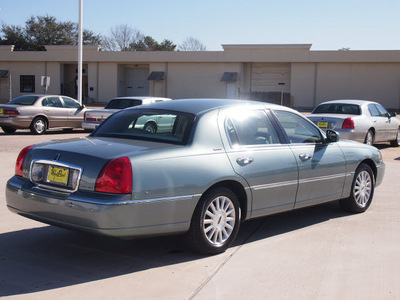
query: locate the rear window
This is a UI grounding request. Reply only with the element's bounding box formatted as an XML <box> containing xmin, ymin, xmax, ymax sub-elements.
<box><xmin>313</xmin><ymin>103</ymin><xmax>361</xmax><ymax>115</ymax></box>
<box><xmin>91</xmin><ymin>109</ymin><xmax>195</xmax><ymax>145</ymax></box>
<box><xmin>105</xmin><ymin>99</ymin><xmax>142</xmax><ymax>109</ymax></box>
<box><xmin>9</xmin><ymin>95</ymin><xmax>39</xmax><ymax>105</ymax></box>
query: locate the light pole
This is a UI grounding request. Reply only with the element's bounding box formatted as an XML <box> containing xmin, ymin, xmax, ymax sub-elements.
<box><xmin>77</xmin><ymin>0</ymin><xmax>83</xmax><ymax>105</ymax></box>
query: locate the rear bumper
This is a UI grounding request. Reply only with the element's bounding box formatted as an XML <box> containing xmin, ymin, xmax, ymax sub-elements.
<box><xmin>0</xmin><ymin>116</ymin><xmax>31</xmax><ymax>129</ymax></box>
<box><xmin>81</xmin><ymin>121</ymin><xmax>100</xmax><ymax>131</ymax></box>
<box><xmin>321</xmin><ymin>129</ymin><xmax>367</xmax><ymax>143</ymax></box>
<box><xmin>6</xmin><ymin>176</ymin><xmax>198</xmax><ymax>237</ymax></box>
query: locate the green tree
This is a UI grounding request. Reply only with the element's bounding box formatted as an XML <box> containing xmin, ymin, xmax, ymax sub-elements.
<box><xmin>0</xmin><ymin>15</ymin><xmax>101</xmax><ymax>51</ymax></box>
<box><xmin>130</xmin><ymin>36</ymin><xmax>176</xmax><ymax>51</ymax></box>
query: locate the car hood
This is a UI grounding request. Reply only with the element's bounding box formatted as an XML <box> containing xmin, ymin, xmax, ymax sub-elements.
<box><xmin>25</xmin><ymin>137</ymin><xmax>184</xmax><ymax>191</ymax></box>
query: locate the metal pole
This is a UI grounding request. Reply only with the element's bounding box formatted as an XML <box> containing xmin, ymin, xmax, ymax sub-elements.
<box><xmin>78</xmin><ymin>0</ymin><xmax>83</xmax><ymax>104</ymax></box>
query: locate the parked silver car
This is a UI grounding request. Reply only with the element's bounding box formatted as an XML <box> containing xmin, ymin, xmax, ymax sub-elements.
<box><xmin>82</xmin><ymin>96</ymin><xmax>171</xmax><ymax>131</ymax></box>
<box><xmin>307</xmin><ymin>99</ymin><xmax>400</xmax><ymax>146</ymax></box>
<box><xmin>0</xmin><ymin>94</ymin><xmax>86</xmax><ymax>134</ymax></box>
<box><xmin>6</xmin><ymin>99</ymin><xmax>385</xmax><ymax>254</ymax></box>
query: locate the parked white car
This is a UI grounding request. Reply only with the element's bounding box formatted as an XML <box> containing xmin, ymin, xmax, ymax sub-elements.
<box><xmin>307</xmin><ymin>99</ymin><xmax>400</xmax><ymax>147</ymax></box>
<box><xmin>82</xmin><ymin>96</ymin><xmax>171</xmax><ymax>131</ymax></box>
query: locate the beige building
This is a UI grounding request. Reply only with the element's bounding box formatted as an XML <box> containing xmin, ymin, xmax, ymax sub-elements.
<box><xmin>1</xmin><ymin>44</ymin><xmax>400</xmax><ymax>110</ymax></box>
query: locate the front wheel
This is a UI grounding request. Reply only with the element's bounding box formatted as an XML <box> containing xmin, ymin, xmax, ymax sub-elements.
<box><xmin>30</xmin><ymin>117</ymin><xmax>47</xmax><ymax>135</ymax></box>
<box><xmin>144</xmin><ymin>122</ymin><xmax>157</xmax><ymax>133</ymax></box>
<box><xmin>390</xmin><ymin>127</ymin><xmax>400</xmax><ymax>147</ymax></box>
<box><xmin>187</xmin><ymin>187</ymin><xmax>241</xmax><ymax>254</ymax></box>
<box><xmin>339</xmin><ymin>163</ymin><xmax>374</xmax><ymax>213</ymax></box>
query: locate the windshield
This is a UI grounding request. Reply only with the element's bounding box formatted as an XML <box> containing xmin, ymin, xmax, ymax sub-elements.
<box><xmin>105</xmin><ymin>99</ymin><xmax>143</xmax><ymax>109</ymax></box>
<box><xmin>91</xmin><ymin>109</ymin><xmax>195</xmax><ymax>145</ymax></box>
<box><xmin>313</xmin><ymin>103</ymin><xmax>361</xmax><ymax>115</ymax></box>
<box><xmin>9</xmin><ymin>95</ymin><xmax>39</xmax><ymax>105</ymax></box>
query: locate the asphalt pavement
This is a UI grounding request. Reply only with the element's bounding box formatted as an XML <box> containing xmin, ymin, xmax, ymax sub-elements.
<box><xmin>0</xmin><ymin>128</ymin><xmax>399</xmax><ymax>299</ymax></box>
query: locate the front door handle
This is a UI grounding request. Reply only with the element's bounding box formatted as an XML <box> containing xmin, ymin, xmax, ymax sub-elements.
<box><xmin>299</xmin><ymin>153</ymin><xmax>312</xmax><ymax>161</ymax></box>
<box><xmin>236</xmin><ymin>157</ymin><xmax>254</xmax><ymax>166</ymax></box>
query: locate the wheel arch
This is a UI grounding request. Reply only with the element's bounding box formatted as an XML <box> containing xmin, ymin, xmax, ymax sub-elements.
<box><xmin>359</xmin><ymin>158</ymin><xmax>377</xmax><ymax>183</ymax></box>
<box><xmin>31</xmin><ymin>115</ymin><xmax>49</xmax><ymax>129</ymax></box>
<box><xmin>199</xmin><ymin>180</ymin><xmax>248</xmax><ymax>220</ymax></box>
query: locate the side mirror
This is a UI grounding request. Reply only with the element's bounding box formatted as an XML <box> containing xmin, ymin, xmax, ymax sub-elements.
<box><xmin>391</xmin><ymin>112</ymin><xmax>397</xmax><ymax>117</ymax></box>
<box><xmin>80</xmin><ymin>105</ymin><xmax>85</xmax><ymax>110</ymax></box>
<box><xmin>325</xmin><ymin>130</ymin><xmax>339</xmax><ymax>143</ymax></box>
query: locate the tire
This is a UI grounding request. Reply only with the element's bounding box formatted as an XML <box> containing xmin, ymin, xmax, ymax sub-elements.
<box><xmin>63</xmin><ymin>128</ymin><xmax>74</xmax><ymax>133</ymax></box>
<box><xmin>390</xmin><ymin>127</ymin><xmax>400</xmax><ymax>147</ymax></box>
<box><xmin>187</xmin><ymin>187</ymin><xmax>241</xmax><ymax>254</ymax></box>
<box><xmin>30</xmin><ymin>117</ymin><xmax>47</xmax><ymax>135</ymax></box>
<box><xmin>364</xmin><ymin>130</ymin><xmax>374</xmax><ymax>146</ymax></box>
<box><xmin>144</xmin><ymin>122</ymin><xmax>157</xmax><ymax>133</ymax></box>
<box><xmin>1</xmin><ymin>126</ymin><xmax>16</xmax><ymax>134</ymax></box>
<box><xmin>339</xmin><ymin>163</ymin><xmax>374</xmax><ymax>213</ymax></box>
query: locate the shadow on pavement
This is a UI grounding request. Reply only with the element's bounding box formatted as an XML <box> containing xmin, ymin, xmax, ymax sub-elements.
<box><xmin>0</xmin><ymin>201</ymin><xmax>347</xmax><ymax>297</ymax></box>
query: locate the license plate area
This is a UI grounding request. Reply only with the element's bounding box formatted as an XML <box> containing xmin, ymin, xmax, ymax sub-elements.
<box><xmin>317</xmin><ymin>121</ymin><xmax>328</xmax><ymax>128</ymax></box>
<box><xmin>47</xmin><ymin>166</ymin><xmax>69</xmax><ymax>185</ymax></box>
<box><xmin>30</xmin><ymin>160</ymin><xmax>82</xmax><ymax>192</ymax></box>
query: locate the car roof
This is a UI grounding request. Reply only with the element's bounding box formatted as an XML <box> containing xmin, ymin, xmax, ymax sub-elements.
<box><xmin>127</xmin><ymin>98</ymin><xmax>292</xmax><ymax>115</ymax></box>
<box><xmin>318</xmin><ymin>99</ymin><xmax>378</xmax><ymax>106</ymax></box>
<box><xmin>111</xmin><ymin>96</ymin><xmax>171</xmax><ymax>101</ymax></box>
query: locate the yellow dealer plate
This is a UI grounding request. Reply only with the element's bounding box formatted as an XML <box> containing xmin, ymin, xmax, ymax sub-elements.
<box><xmin>317</xmin><ymin>122</ymin><xmax>328</xmax><ymax>128</ymax></box>
<box><xmin>48</xmin><ymin>166</ymin><xmax>69</xmax><ymax>185</ymax></box>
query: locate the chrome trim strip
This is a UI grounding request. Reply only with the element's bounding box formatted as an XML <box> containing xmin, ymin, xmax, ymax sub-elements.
<box><xmin>69</xmin><ymin>194</ymin><xmax>200</xmax><ymax>206</ymax></box>
<box><xmin>252</xmin><ymin>173</ymin><xmax>351</xmax><ymax>191</ymax></box>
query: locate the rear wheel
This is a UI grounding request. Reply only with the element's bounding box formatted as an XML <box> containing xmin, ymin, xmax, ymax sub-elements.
<box><xmin>1</xmin><ymin>126</ymin><xmax>16</xmax><ymax>134</ymax></box>
<box><xmin>144</xmin><ymin>122</ymin><xmax>157</xmax><ymax>133</ymax></box>
<box><xmin>390</xmin><ymin>127</ymin><xmax>400</xmax><ymax>147</ymax></box>
<box><xmin>187</xmin><ymin>187</ymin><xmax>241</xmax><ymax>254</ymax></box>
<box><xmin>339</xmin><ymin>163</ymin><xmax>374</xmax><ymax>213</ymax></box>
<box><xmin>30</xmin><ymin>117</ymin><xmax>47</xmax><ymax>135</ymax></box>
<box><xmin>364</xmin><ymin>130</ymin><xmax>374</xmax><ymax>146</ymax></box>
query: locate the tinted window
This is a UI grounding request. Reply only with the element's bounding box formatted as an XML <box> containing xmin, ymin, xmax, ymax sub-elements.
<box><xmin>313</xmin><ymin>103</ymin><xmax>361</xmax><ymax>115</ymax></box>
<box><xmin>226</xmin><ymin>110</ymin><xmax>280</xmax><ymax>146</ymax></box>
<box><xmin>9</xmin><ymin>95</ymin><xmax>39</xmax><ymax>105</ymax></box>
<box><xmin>375</xmin><ymin>104</ymin><xmax>389</xmax><ymax>117</ymax></box>
<box><xmin>62</xmin><ymin>97</ymin><xmax>80</xmax><ymax>108</ymax></box>
<box><xmin>368</xmin><ymin>104</ymin><xmax>380</xmax><ymax>116</ymax></box>
<box><xmin>274</xmin><ymin>110</ymin><xmax>323</xmax><ymax>143</ymax></box>
<box><xmin>105</xmin><ymin>99</ymin><xmax>142</xmax><ymax>109</ymax></box>
<box><xmin>92</xmin><ymin>109</ymin><xmax>195</xmax><ymax>145</ymax></box>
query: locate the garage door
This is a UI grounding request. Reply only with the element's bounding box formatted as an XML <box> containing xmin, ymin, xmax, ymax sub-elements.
<box><xmin>251</xmin><ymin>63</ymin><xmax>291</xmax><ymax>92</ymax></box>
<box><xmin>125</xmin><ymin>68</ymin><xmax>149</xmax><ymax>96</ymax></box>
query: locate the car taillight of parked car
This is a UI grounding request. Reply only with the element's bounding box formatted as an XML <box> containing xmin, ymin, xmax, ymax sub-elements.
<box><xmin>4</xmin><ymin>109</ymin><xmax>20</xmax><ymax>116</ymax></box>
<box><xmin>342</xmin><ymin>118</ymin><xmax>355</xmax><ymax>129</ymax></box>
<box><xmin>95</xmin><ymin>156</ymin><xmax>133</xmax><ymax>194</ymax></box>
<box><xmin>15</xmin><ymin>145</ymin><xmax>34</xmax><ymax>177</ymax></box>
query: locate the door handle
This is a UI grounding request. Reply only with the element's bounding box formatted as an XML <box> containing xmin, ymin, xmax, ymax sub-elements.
<box><xmin>236</xmin><ymin>157</ymin><xmax>254</xmax><ymax>166</ymax></box>
<box><xmin>299</xmin><ymin>154</ymin><xmax>312</xmax><ymax>161</ymax></box>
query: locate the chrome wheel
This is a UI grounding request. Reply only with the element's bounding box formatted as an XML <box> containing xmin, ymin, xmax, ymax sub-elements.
<box><xmin>30</xmin><ymin>117</ymin><xmax>47</xmax><ymax>134</ymax></box>
<box><xmin>353</xmin><ymin>170</ymin><xmax>372</xmax><ymax>208</ymax></box>
<box><xmin>203</xmin><ymin>196</ymin><xmax>236</xmax><ymax>246</ymax></box>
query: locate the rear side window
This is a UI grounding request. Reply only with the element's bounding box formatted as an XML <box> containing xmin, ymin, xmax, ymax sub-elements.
<box><xmin>62</xmin><ymin>97</ymin><xmax>80</xmax><ymax>109</ymax></box>
<box><xmin>225</xmin><ymin>110</ymin><xmax>280</xmax><ymax>146</ymax></box>
<box><xmin>44</xmin><ymin>97</ymin><xmax>63</xmax><ymax>108</ymax></box>
<box><xmin>274</xmin><ymin>110</ymin><xmax>323</xmax><ymax>144</ymax></box>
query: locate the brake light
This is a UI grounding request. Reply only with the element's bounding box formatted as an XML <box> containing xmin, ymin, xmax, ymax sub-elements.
<box><xmin>4</xmin><ymin>109</ymin><xmax>19</xmax><ymax>116</ymax></box>
<box><xmin>84</xmin><ymin>112</ymin><xmax>96</xmax><ymax>122</ymax></box>
<box><xmin>15</xmin><ymin>145</ymin><xmax>34</xmax><ymax>177</ymax></box>
<box><xmin>95</xmin><ymin>157</ymin><xmax>132</xmax><ymax>194</ymax></box>
<box><xmin>342</xmin><ymin>118</ymin><xmax>355</xmax><ymax>129</ymax></box>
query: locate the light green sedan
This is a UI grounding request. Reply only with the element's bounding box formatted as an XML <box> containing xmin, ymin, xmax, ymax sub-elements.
<box><xmin>6</xmin><ymin>99</ymin><xmax>385</xmax><ymax>254</ymax></box>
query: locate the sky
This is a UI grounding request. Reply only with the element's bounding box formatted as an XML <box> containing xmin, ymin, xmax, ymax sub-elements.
<box><xmin>0</xmin><ymin>0</ymin><xmax>399</xmax><ymax>51</ymax></box>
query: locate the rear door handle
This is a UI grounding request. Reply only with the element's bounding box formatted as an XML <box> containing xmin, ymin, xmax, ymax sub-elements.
<box><xmin>236</xmin><ymin>157</ymin><xmax>254</xmax><ymax>166</ymax></box>
<box><xmin>299</xmin><ymin>154</ymin><xmax>312</xmax><ymax>161</ymax></box>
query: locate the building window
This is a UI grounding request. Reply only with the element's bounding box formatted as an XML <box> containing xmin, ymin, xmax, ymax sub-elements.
<box><xmin>20</xmin><ymin>75</ymin><xmax>35</xmax><ymax>93</ymax></box>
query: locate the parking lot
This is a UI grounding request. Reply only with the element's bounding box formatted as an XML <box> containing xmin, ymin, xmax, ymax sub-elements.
<box><xmin>0</xmin><ymin>128</ymin><xmax>399</xmax><ymax>299</ymax></box>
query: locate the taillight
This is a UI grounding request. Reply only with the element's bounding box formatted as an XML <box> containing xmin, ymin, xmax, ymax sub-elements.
<box><xmin>95</xmin><ymin>157</ymin><xmax>132</xmax><ymax>194</ymax></box>
<box><xmin>84</xmin><ymin>112</ymin><xmax>96</xmax><ymax>122</ymax></box>
<box><xmin>15</xmin><ymin>145</ymin><xmax>34</xmax><ymax>177</ymax></box>
<box><xmin>4</xmin><ymin>109</ymin><xmax>19</xmax><ymax>116</ymax></box>
<box><xmin>342</xmin><ymin>118</ymin><xmax>355</xmax><ymax>129</ymax></box>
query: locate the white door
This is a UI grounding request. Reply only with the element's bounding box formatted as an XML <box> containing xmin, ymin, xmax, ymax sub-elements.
<box><xmin>125</xmin><ymin>68</ymin><xmax>149</xmax><ymax>96</ymax></box>
<box><xmin>226</xmin><ymin>83</ymin><xmax>236</xmax><ymax>98</ymax></box>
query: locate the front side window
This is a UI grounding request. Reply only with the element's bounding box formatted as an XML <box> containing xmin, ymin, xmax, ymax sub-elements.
<box><xmin>375</xmin><ymin>104</ymin><xmax>389</xmax><ymax>117</ymax></box>
<box><xmin>92</xmin><ymin>109</ymin><xmax>195</xmax><ymax>145</ymax></box>
<box><xmin>226</xmin><ymin>110</ymin><xmax>280</xmax><ymax>146</ymax></box>
<box><xmin>274</xmin><ymin>110</ymin><xmax>323</xmax><ymax>144</ymax></box>
<box><xmin>20</xmin><ymin>75</ymin><xmax>35</xmax><ymax>93</ymax></box>
<box><xmin>368</xmin><ymin>104</ymin><xmax>380</xmax><ymax>117</ymax></box>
